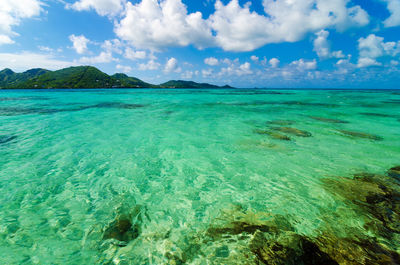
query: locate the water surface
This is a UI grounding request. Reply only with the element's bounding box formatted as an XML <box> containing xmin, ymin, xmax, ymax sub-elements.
<box><xmin>0</xmin><ymin>89</ymin><xmax>399</xmax><ymax>264</ymax></box>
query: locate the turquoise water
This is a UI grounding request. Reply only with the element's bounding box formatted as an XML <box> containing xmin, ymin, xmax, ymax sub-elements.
<box><xmin>0</xmin><ymin>89</ymin><xmax>399</xmax><ymax>264</ymax></box>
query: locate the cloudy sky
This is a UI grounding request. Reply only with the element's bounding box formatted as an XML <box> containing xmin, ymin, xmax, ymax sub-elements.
<box><xmin>1</xmin><ymin>0</ymin><xmax>400</xmax><ymax>88</ymax></box>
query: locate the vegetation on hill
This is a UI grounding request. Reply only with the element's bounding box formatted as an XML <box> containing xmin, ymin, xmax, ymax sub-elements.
<box><xmin>0</xmin><ymin>66</ymin><xmax>232</xmax><ymax>89</ymax></box>
<box><xmin>160</xmin><ymin>80</ymin><xmax>232</xmax><ymax>89</ymax></box>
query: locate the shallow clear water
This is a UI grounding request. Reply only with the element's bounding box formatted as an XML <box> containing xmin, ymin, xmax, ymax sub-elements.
<box><xmin>0</xmin><ymin>89</ymin><xmax>399</xmax><ymax>264</ymax></box>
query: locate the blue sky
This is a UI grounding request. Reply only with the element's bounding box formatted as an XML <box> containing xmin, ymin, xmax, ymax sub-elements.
<box><xmin>1</xmin><ymin>0</ymin><xmax>400</xmax><ymax>88</ymax></box>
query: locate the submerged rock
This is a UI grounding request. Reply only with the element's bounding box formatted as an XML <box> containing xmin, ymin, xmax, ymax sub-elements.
<box><xmin>92</xmin><ymin>102</ymin><xmax>147</xmax><ymax>109</ymax></box>
<box><xmin>337</xmin><ymin>130</ymin><xmax>383</xmax><ymax>141</ymax></box>
<box><xmin>206</xmin><ymin>207</ymin><xmax>294</xmax><ymax>239</ymax></box>
<box><xmin>102</xmin><ymin>205</ymin><xmax>145</xmax><ymax>246</ymax></box>
<box><xmin>309</xmin><ymin>116</ymin><xmax>349</xmax><ymax>123</ymax></box>
<box><xmin>249</xmin><ymin>231</ymin><xmax>338</xmax><ymax>265</ymax></box>
<box><xmin>388</xmin><ymin>166</ymin><xmax>400</xmax><ymax>179</ymax></box>
<box><xmin>253</xmin><ymin>129</ymin><xmax>291</xmax><ymax>141</ymax></box>
<box><xmin>271</xmin><ymin>127</ymin><xmax>312</xmax><ymax>137</ymax></box>
<box><xmin>266</xmin><ymin>120</ymin><xmax>295</xmax><ymax>126</ymax></box>
<box><xmin>322</xmin><ymin>168</ymin><xmax>400</xmax><ymax>239</ymax></box>
<box><xmin>315</xmin><ymin>233</ymin><xmax>400</xmax><ymax>265</ymax></box>
<box><xmin>0</xmin><ymin>135</ymin><xmax>17</xmax><ymax>144</ymax></box>
<box><xmin>204</xmin><ymin>201</ymin><xmax>400</xmax><ymax>265</ymax></box>
<box><xmin>360</xmin><ymin>112</ymin><xmax>394</xmax><ymax>118</ymax></box>
<box><xmin>102</xmin><ymin>217</ymin><xmax>139</xmax><ymax>246</ymax></box>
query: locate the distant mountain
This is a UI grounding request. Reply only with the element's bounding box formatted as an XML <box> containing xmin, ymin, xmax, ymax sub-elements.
<box><xmin>0</xmin><ymin>68</ymin><xmax>49</xmax><ymax>87</ymax></box>
<box><xmin>160</xmin><ymin>80</ymin><xmax>232</xmax><ymax>89</ymax></box>
<box><xmin>0</xmin><ymin>66</ymin><xmax>233</xmax><ymax>89</ymax></box>
<box><xmin>111</xmin><ymin>73</ymin><xmax>154</xmax><ymax>88</ymax></box>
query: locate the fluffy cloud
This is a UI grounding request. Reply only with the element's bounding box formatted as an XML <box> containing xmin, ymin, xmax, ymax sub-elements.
<box><xmin>269</xmin><ymin>58</ymin><xmax>280</xmax><ymax>68</ymax></box>
<box><xmin>116</xmin><ymin>64</ymin><xmax>132</xmax><ymax>73</ymax></box>
<box><xmin>0</xmin><ymin>52</ymin><xmax>75</xmax><ymax>71</ymax></box>
<box><xmin>139</xmin><ymin>60</ymin><xmax>161</xmax><ymax>71</ymax></box>
<box><xmin>313</xmin><ymin>30</ymin><xmax>345</xmax><ymax>59</ymax></box>
<box><xmin>209</xmin><ymin>0</ymin><xmax>369</xmax><ymax>51</ymax></box>
<box><xmin>124</xmin><ymin>47</ymin><xmax>147</xmax><ymax>60</ymax></box>
<box><xmin>219</xmin><ymin>61</ymin><xmax>253</xmax><ymax>76</ymax></box>
<box><xmin>164</xmin><ymin>57</ymin><xmax>181</xmax><ymax>73</ymax></box>
<box><xmin>357</xmin><ymin>34</ymin><xmax>400</xmax><ymax>67</ymax></box>
<box><xmin>250</xmin><ymin>56</ymin><xmax>259</xmax><ymax>62</ymax></box>
<box><xmin>0</xmin><ymin>35</ymin><xmax>14</xmax><ymax>45</ymax></box>
<box><xmin>102</xmin><ymin>39</ymin><xmax>123</xmax><ymax>54</ymax></box>
<box><xmin>0</xmin><ymin>0</ymin><xmax>43</xmax><ymax>45</ymax></box>
<box><xmin>72</xmin><ymin>0</ymin><xmax>370</xmax><ymax>52</ymax></box>
<box><xmin>204</xmin><ymin>57</ymin><xmax>219</xmax><ymax>66</ymax></box>
<box><xmin>383</xmin><ymin>0</ymin><xmax>400</xmax><ymax>27</ymax></box>
<box><xmin>69</xmin><ymin>34</ymin><xmax>90</xmax><ymax>54</ymax></box>
<box><xmin>67</xmin><ymin>0</ymin><xmax>126</xmax><ymax>17</ymax></box>
<box><xmin>357</xmin><ymin>57</ymin><xmax>382</xmax><ymax>68</ymax></box>
<box><xmin>115</xmin><ymin>0</ymin><xmax>214</xmax><ymax>50</ymax></box>
<box><xmin>181</xmin><ymin>70</ymin><xmax>196</xmax><ymax>79</ymax></box>
<box><xmin>202</xmin><ymin>69</ymin><xmax>213</xmax><ymax>78</ymax></box>
<box><xmin>291</xmin><ymin>59</ymin><xmax>317</xmax><ymax>70</ymax></box>
<box><xmin>79</xmin><ymin>51</ymin><xmax>116</xmax><ymax>64</ymax></box>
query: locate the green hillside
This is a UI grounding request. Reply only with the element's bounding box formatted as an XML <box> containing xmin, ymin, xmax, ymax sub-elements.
<box><xmin>0</xmin><ymin>66</ymin><xmax>232</xmax><ymax>89</ymax></box>
<box><xmin>160</xmin><ymin>80</ymin><xmax>227</xmax><ymax>89</ymax></box>
<box><xmin>0</xmin><ymin>68</ymin><xmax>49</xmax><ymax>87</ymax></box>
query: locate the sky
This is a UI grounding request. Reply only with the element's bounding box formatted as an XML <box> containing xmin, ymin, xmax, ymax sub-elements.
<box><xmin>1</xmin><ymin>0</ymin><xmax>400</xmax><ymax>88</ymax></box>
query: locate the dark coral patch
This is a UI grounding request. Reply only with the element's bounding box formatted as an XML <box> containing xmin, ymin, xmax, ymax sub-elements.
<box><xmin>0</xmin><ymin>135</ymin><xmax>17</xmax><ymax>144</ymax></box>
<box><xmin>250</xmin><ymin>231</ymin><xmax>338</xmax><ymax>265</ymax></box>
<box><xmin>309</xmin><ymin>116</ymin><xmax>349</xmax><ymax>123</ymax></box>
<box><xmin>92</xmin><ymin>102</ymin><xmax>148</xmax><ymax>109</ymax></box>
<box><xmin>360</xmin><ymin>112</ymin><xmax>394</xmax><ymax>118</ymax></box>
<box><xmin>253</xmin><ymin>129</ymin><xmax>291</xmax><ymax>141</ymax></box>
<box><xmin>337</xmin><ymin>130</ymin><xmax>383</xmax><ymax>141</ymax></box>
<box><xmin>271</xmin><ymin>127</ymin><xmax>312</xmax><ymax>137</ymax></box>
<box><xmin>266</xmin><ymin>120</ymin><xmax>295</xmax><ymax>126</ymax></box>
<box><xmin>103</xmin><ymin>217</ymin><xmax>140</xmax><ymax>245</ymax></box>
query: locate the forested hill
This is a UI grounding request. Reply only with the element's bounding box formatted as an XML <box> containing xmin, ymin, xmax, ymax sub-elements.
<box><xmin>0</xmin><ymin>66</ymin><xmax>232</xmax><ymax>89</ymax></box>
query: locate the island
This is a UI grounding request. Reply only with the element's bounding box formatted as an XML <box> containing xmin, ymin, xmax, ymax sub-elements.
<box><xmin>0</xmin><ymin>66</ymin><xmax>233</xmax><ymax>89</ymax></box>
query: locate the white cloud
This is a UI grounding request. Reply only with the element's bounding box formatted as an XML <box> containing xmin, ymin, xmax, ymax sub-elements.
<box><xmin>115</xmin><ymin>0</ymin><xmax>214</xmax><ymax>50</ymax></box>
<box><xmin>79</xmin><ymin>51</ymin><xmax>116</xmax><ymax>64</ymax></box>
<box><xmin>335</xmin><ymin>57</ymin><xmax>355</xmax><ymax>74</ymax></box>
<box><xmin>291</xmin><ymin>59</ymin><xmax>317</xmax><ymax>70</ymax></box>
<box><xmin>69</xmin><ymin>34</ymin><xmax>90</xmax><ymax>54</ymax></box>
<box><xmin>313</xmin><ymin>30</ymin><xmax>345</xmax><ymax>59</ymax></box>
<box><xmin>209</xmin><ymin>0</ymin><xmax>369</xmax><ymax>51</ymax></box>
<box><xmin>102</xmin><ymin>39</ymin><xmax>123</xmax><ymax>54</ymax></box>
<box><xmin>181</xmin><ymin>70</ymin><xmax>193</xmax><ymax>79</ymax></box>
<box><xmin>0</xmin><ymin>35</ymin><xmax>14</xmax><ymax>45</ymax></box>
<box><xmin>357</xmin><ymin>34</ymin><xmax>400</xmax><ymax>67</ymax></box>
<box><xmin>202</xmin><ymin>68</ymin><xmax>213</xmax><ymax>77</ymax></box>
<box><xmin>124</xmin><ymin>47</ymin><xmax>146</xmax><ymax>60</ymax></box>
<box><xmin>383</xmin><ymin>0</ymin><xmax>400</xmax><ymax>27</ymax></box>
<box><xmin>116</xmin><ymin>64</ymin><xmax>132</xmax><ymax>73</ymax></box>
<box><xmin>204</xmin><ymin>57</ymin><xmax>219</xmax><ymax>66</ymax></box>
<box><xmin>164</xmin><ymin>57</ymin><xmax>181</xmax><ymax>73</ymax></box>
<box><xmin>357</xmin><ymin>57</ymin><xmax>382</xmax><ymax>68</ymax></box>
<box><xmin>38</xmin><ymin>46</ymin><xmax>53</xmax><ymax>52</ymax></box>
<box><xmin>0</xmin><ymin>0</ymin><xmax>43</xmax><ymax>45</ymax></box>
<box><xmin>66</xmin><ymin>0</ymin><xmax>126</xmax><ymax>16</ymax></box>
<box><xmin>222</xmin><ymin>58</ymin><xmax>239</xmax><ymax>65</ymax></box>
<box><xmin>269</xmin><ymin>58</ymin><xmax>280</xmax><ymax>68</ymax></box>
<box><xmin>0</xmin><ymin>52</ymin><xmax>75</xmax><ymax>71</ymax></box>
<box><xmin>391</xmin><ymin>60</ymin><xmax>399</xmax><ymax>66</ymax></box>
<box><xmin>250</xmin><ymin>55</ymin><xmax>259</xmax><ymax>62</ymax></box>
<box><xmin>68</xmin><ymin>0</ymin><xmax>370</xmax><ymax>52</ymax></box>
<box><xmin>358</xmin><ymin>34</ymin><xmax>400</xmax><ymax>58</ymax></box>
<box><xmin>139</xmin><ymin>60</ymin><xmax>161</xmax><ymax>71</ymax></box>
<box><xmin>219</xmin><ymin>61</ymin><xmax>253</xmax><ymax>76</ymax></box>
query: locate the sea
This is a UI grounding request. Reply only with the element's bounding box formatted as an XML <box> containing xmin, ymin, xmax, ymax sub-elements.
<box><xmin>0</xmin><ymin>89</ymin><xmax>399</xmax><ymax>264</ymax></box>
